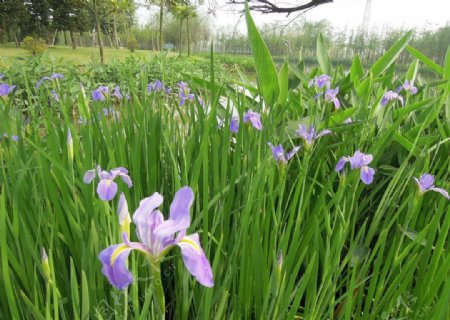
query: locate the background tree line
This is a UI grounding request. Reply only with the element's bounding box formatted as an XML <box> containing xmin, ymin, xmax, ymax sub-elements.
<box><xmin>0</xmin><ymin>0</ymin><xmax>208</xmax><ymax>62</ymax></box>
<box><xmin>215</xmin><ymin>20</ymin><xmax>450</xmax><ymax>66</ymax></box>
<box><xmin>1</xmin><ymin>0</ymin><xmax>449</xmax><ymax>66</ymax></box>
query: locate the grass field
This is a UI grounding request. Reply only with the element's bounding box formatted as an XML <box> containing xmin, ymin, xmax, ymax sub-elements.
<box><xmin>0</xmin><ymin>44</ymin><xmax>165</xmax><ymax>66</ymax></box>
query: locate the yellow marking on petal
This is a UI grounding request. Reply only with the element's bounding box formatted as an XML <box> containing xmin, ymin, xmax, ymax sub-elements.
<box><xmin>105</xmin><ymin>179</ymin><xmax>111</xmax><ymax>186</ymax></box>
<box><xmin>179</xmin><ymin>237</ymin><xmax>200</xmax><ymax>252</ymax></box>
<box><xmin>110</xmin><ymin>244</ymin><xmax>130</xmax><ymax>266</ymax></box>
<box><xmin>120</xmin><ymin>218</ymin><xmax>131</xmax><ymax>236</ymax></box>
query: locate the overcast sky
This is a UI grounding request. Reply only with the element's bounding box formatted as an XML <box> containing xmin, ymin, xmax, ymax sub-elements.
<box><xmin>136</xmin><ymin>0</ymin><xmax>450</xmax><ymax>34</ymax></box>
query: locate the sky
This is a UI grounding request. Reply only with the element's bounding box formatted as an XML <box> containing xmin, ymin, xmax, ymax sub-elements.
<box><xmin>136</xmin><ymin>0</ymin><xmax>450</xmax><ymax>34</ymax></box>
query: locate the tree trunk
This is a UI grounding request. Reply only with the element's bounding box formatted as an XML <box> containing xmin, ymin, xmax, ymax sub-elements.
<box><xmin>113</xmin><ymin>14</ymin><xmax>119</xmax><ymax>49</ymax></box>
<box><xmin>69</xmin><ymin>29</ymin><xmax>77</xmax><ymax>49</ymax></box>
<box><xmin>186</xmin><ymin>16</ymin><xmax>190</xmax><ymax>56</ymax></box>
<box><xmin>94</xmin><ymin>10</ymin><xmax>104</xmax><ymax>64</ymax></box>
<box><xmin>179</xmin><ymin>20</ymin><xmax>182</xmax><ymax>55</ymax></box>
<box><xmin>63</xmin><ymin>31</ymin><xmax>68</xmax><ymax>46</ymax></box>
<box><xmin>13</xmin><ymin>28</ymin><xmax>19</xmax><ymax>48</ymax></box>
<box><xmin>158</xmin><ymin>0</ymin><xmax>163</xmax><ymax>51</ymax></box>
<box><xmin>52</xmin><ymin>29</ymin><xmax>58</xmax><ymax>46</ymax></box>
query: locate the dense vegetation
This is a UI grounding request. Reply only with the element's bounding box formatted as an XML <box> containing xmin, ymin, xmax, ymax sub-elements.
<box><xmin>1</xmin><ymin>5</ymin><xmax>450</xmax><ymax>320</ymax></box>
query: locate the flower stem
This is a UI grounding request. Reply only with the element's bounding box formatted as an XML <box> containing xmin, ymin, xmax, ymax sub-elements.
<box><xmin>150</xmin><ymin>262</ymin><xmax>165</xmax><ymax>319</ymax></box>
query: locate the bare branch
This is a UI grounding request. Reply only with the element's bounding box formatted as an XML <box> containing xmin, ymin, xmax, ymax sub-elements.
<box><xmin>228</xmin><ymin>0</ymin><xmax>333</xmax><ymax>16</ymax></box>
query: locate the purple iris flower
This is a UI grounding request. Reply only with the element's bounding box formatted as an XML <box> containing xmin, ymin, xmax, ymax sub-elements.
<box><xmin>177</xmin><ymin>82</ymin><xmax>195</xmax><ymax>106</ymax></box>
<box><xmin>147</xmin><ymin>80</ymin><xmax>164</xmax><ymax>93</ymax></box>
<box><xmin>112</xmin><ymin>85</ymin><xmax>123</xmax><ymax>99</ymax></box>
<box><xmin>99</xmin><ymin>108</ymin><xmax>120</xmax><ymax>122</ymax></box>
<box><xmin>36</xmin><ymin>73</ymin><xmax>64</xmax><ymax>89</ymax></box>
<box><xmin>0</xmin><ymin>83</ymin><xmax>16</xmax><ymax>97</ymax></box>
<box><xmin>165</xmin><ymin>87</ymin><xmax>172</xmax><ymax>94</ymax></box>
<box><xmin>324</xmin><ymin>87</ymin><xmax>340</xmax><ymax>109</ymax></box>
<box><xmin>154</xmin><ymin>80</ymin><xmax>163</xmax><ymax>91</ymax></box>
<box><xmin>396</xmin><ymin>80</ymin><xmax>418</xmax><ymax>95</ymax></box>
<box><xmin>83</xmin><ymin>165</ymin><xmax>133</xmax><ymax>201</ymax></box>
<box><xmin>268</xmin><ymin>143</ymin><xmax>300</xmax><ymax>164</ymax></box>
<box><xmin>2</xmin><ymin>133</ymin><xmax>19</xmax><ymax>141</ymax></box>
<box><xmin>308</xmin><ymin>74</ymin><xmax>331</xmax><ymax>89</ymax></box>
<box><xmin>381</xmin><ymin>90</ymin><xmax>404</xmax><ymax>106</ymax></box>
<box><xmin>51</xmin><ymin>90</ymin><xmax>59</xmax><ymax>102</ymax></box>
<box><xmin>98</xmin><ymin>187</ymin><xmax>214</xmax><ymax>289</ymax></box>
<box><xmin>243</xmin><ymin>110</ymin><xmax>262</xmax><ymax>130</ymax></box>
<box><xmin>335</xmin><ymin>150</ymin><xmax>375</xmax><ymax>185</ymax></box>
<box><xmin>92</xmin><ymin>86</ymin><xmax>109</xmax><ymax>102</ymax></box>
<box><xmin>230</xmin><ymin>117</ymin><xmax>239</xmax><ymax>133</ymax></box>
<box><xmin>178</xmin><ymin>81</ymin><xmax>188</xmax><ymax>89</ymax></box>
<box><xmin>343</xmin><ymin>118</ymin><xmax>353</xmax><ymax>124</ymax></box>
<box><xmin>414</xmin><ymin>174</ymin><xmax>449</xmax><ymax>199</ymax></box>
<box><xmin>295</xmin><ymin>124</ymin><xmax>331</xmax><ymax>147</ymax></box>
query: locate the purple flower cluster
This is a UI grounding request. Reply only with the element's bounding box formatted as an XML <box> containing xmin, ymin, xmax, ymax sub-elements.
<box><xmin>308</xmin><ymin>74</ymin><xmax>331</xmax><ymax>89</ymax></box>
<box><xmin>99</xmin><ymin>187</ymin><xmax>214</xmax><ymax>289</ymax></box>
<box><xmin>83</xmin><ymin>165</ymin><xmax>133</xmax><ymax>201</ymax></box>
<box><xmin>0</xmin><ymin>83</ymin><xmax>16</xmax><ymax>97</ymax></box>
<box><xmin>92</xmin><ymin>86</ymin><xmax>109</xmax><ymax>102</ymax></box>
<box><xmin>336</xmin><ymin>150</ymin><xmax>375</xmax><ymax>185</ymax></box>
<box><xmin>99</xmin><ymin>107</ymin><xmax>121</xmax><ymax>122</ymax></box>
<box><xmin>243</xmin><ymin>110</ymin><xmax>262</xmax><ymax>130</ymax></box>
<box><xmin>396</xmin><ymin>80</ymin><xmax>418</xmax><ymax>95</ymax></box>
<box><xmin>268</xmin><ymin>143</ymin><xmax>300</xmax><ymax>164</ymax></box>
<box><xmin>295</xmin><ymin>124</ymin><xmax>331</xmax><ymax>147</ymax></box>
<box><xmin>36</xmin><ymin>73</ymin><xmax>64</xmax><ymax>89</ymax></box>
<box><xmin>230</xmin><ymin>117</ymin><xmax>239</xmax><ymax>133</ymax></box>
<box><xmin>51</xmin><ymin>90</ymin><xmax>60</xmax><ymax>102</ymax></box>
<box><xmin>111</xmin><ymin>85</ymin><xmax>123</xmax><ymax>99</ymax></box>
<box><xmin>228</xmin><ymin>110</ymin><xmax>263</xmax><ymax>133</ymax></box>
<box><xmin>147</xmin><ymin>80</ymin><xmax>164</xmax><ymax>93</ymax></box>
<box><xmin>381</xmin><ymin>90</ymin><xmax>404</xmax><ymax>106</ymax></box>
<box><xmin>178</xmin><ymin>81</ymin><xmax>196</xmax><ymax>106</ymax></box>
<box><xmin>309</xmin><ymin>74</ymin><xmax>340</xmax><ymax>109</ymax></box>
<box><xmin>2</xmin><ymin>133</ymin><xmax>19</xmax><ymax>141</ymax></box>
<box><xmin>324</xmin><ymin>87</ymin><xmax>340</xmax><ymax>109</ymax></box>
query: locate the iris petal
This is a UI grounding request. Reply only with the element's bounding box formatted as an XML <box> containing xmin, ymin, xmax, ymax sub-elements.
<box><xmin>360</xmin><ymin>166</ymin><xmax>375</xmax><ymax>185</ymax></box>
<box><xmin>97</xmin><ymin>179</ymin><xmax>118</xmax><ymax>201</ymax></box>
<box><xmin>177</xmin><ymin>233</ymin><xmax>214</xmax><ymax>287</ymax></box>
<box><xmin>133</xmin><ymin>193</ymin><xmax>164</xmax><ymax>246</ymax></box>
<box><xmin>169</xmin><ymin>186</ymin><xmax>194</xmax><ymax>229</ymax></box>
<box><xmin>429</xmin><ymin>187</ymin><xmax>450</xmax><ymax>199</ymax></box>
<box><xmin>99</xmin><ymin>245</ymin><xmax>133</xmax><ymax>290</ymax></box>
<box><xmin>335</xmin><ymin>157</ymin><xmax>348</xmax><ymax>172</ymax></box>
<box><xmin>419</xmin><ymin>174</ymin><xmax>435</xmax><ymax>190</ymax></box>
<box><xmin>286</xmin><ymin>146</ymin><xmax>300</xmax><ymax>160</ymax></box>
<box><xmin>83</xmin><ymin>169</ymin><xmax>96</xmax><ymax>184</ymax></box>
<box><xmin>120</xmin><ymin>174</ymin><xmax>133</xmax><ymax>188</ymax></box>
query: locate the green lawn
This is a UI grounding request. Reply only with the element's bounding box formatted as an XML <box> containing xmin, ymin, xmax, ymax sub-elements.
<box><xmin>0</xmin><ymin>44</ymin><xmax>170</xmax><ymax>66</ymax></box>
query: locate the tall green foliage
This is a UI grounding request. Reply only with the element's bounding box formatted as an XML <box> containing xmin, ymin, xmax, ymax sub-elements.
<box><xmin>0</xmin><ymin>9</ymin><xmax>450</xmax><ymax>320</ymax></box>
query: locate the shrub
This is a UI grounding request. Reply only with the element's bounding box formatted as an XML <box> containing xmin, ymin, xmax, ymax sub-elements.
<box><xmin>127</xmin><ymin>37</ymin><xmax>139</xmax><ymax>52</ymax></box>
<box><xmin>23</xmin><ymin>36</ymin><xmax>47</xmax><ymax>56</ymax></box>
